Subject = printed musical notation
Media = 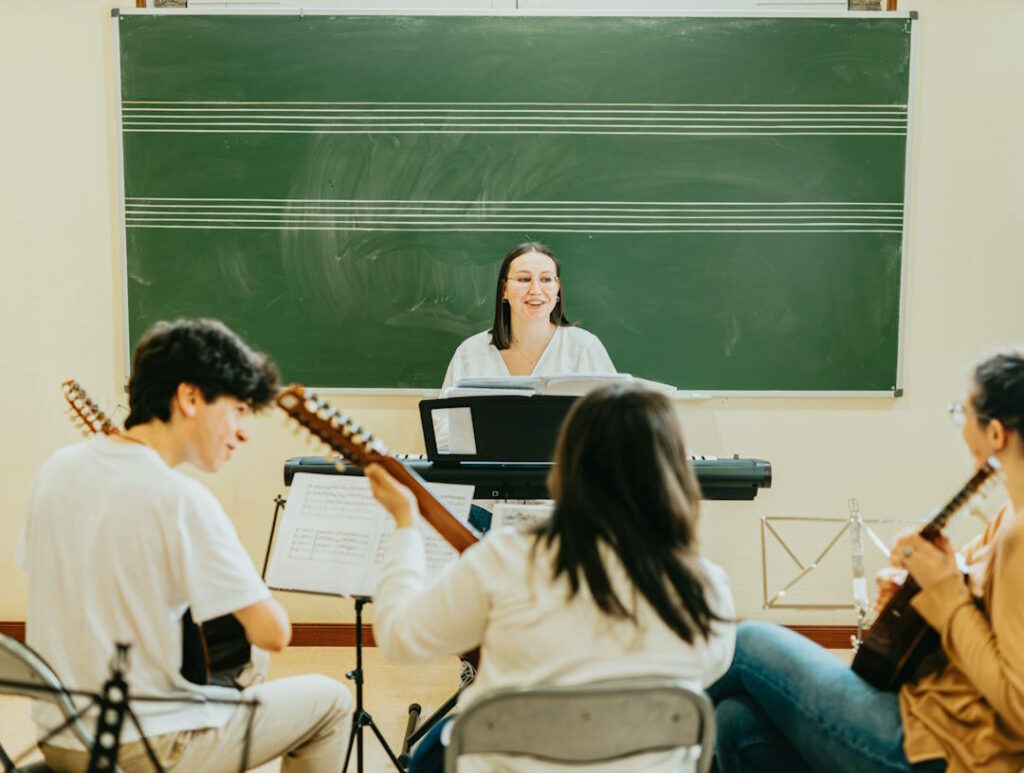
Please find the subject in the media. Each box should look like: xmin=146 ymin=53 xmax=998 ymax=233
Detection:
xmin=266 ymin=473 xmax=473 ymax=597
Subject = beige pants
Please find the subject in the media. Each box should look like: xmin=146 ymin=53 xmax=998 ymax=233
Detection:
xmin=42 ymin=674 xmax=354 ymax=773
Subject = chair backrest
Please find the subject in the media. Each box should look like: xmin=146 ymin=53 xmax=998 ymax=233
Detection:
xmin=445 ymin=678 xmax=716 ymax=773
xmin=0 ymin=634 xmax=96 ymax=752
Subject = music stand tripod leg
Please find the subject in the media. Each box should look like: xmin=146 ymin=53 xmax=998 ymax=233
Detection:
xmin=341 ymin=597 xmax=403 ymax=773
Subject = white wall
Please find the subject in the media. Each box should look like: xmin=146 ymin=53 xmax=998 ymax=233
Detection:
xmin=1 ymin=0 xmax=1021 ymax=626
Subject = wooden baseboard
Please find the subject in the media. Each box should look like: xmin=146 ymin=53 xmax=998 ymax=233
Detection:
xmin=1 ymin=621 xmax=853 ymax=649
xmin=0 ymin=622 xmax=24 ymax=641
xmin=0 ymin=621 xmax=370 ymax=648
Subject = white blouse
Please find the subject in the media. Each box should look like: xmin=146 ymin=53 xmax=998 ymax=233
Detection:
xmin=441 ymin=326 xmax=616 ymax=392
xmin=374 ymin=526 xmax=736 ymax=771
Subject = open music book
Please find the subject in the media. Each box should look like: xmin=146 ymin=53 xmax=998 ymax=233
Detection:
xmin=444 ymin=373 xmax=675 ymax=398
xmin=266 ymin=472 xmax=475 ymax=597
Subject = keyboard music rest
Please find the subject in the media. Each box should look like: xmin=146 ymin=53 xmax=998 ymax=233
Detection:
xmin=283 ymin=455 xmax=771 ymax=501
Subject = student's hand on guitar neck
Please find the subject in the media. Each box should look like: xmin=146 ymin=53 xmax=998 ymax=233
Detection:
xmin=891 ymin=532 xmax=961 ymax=591
xmin=366 ymin=464 xmax=420 ymax=529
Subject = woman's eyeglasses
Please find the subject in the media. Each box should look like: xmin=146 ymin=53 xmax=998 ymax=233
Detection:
xmin=948 ymin=401 xmax=967 ymax=427
xmin=949 ymin=400 xmax=990 ymax=427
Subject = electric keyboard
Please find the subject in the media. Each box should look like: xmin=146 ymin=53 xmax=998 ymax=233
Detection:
xmin=284 ymin=455 xmax=771 ymax=501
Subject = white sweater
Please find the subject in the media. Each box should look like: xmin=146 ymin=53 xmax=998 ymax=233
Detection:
xmin=374 ymin=526 xmax=735 ymax=771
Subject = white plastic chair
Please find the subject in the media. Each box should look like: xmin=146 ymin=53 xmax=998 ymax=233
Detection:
xmin=445 ymin=678 xmax=716 ymax=773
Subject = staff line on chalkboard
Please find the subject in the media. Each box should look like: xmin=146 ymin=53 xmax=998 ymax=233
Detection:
xmin=125 ymin=206 xmax=903 ymax=216
xmin=123 ymin=128 xmax=908 ymax=137
xmin=123 ymin=117 xmax=908 ymax=125
xmin=122 ymin=105 xmax=907 ymax=112
xmin=124 ymin=211 xmax=902 ymax=222
xmin=123 ymin=123 xmax=908 ymax=129
xmin=122 ymin=109 xmax=907 ymax=118
xmin=123 ymin=100 xmax=909 ymax=109
xmin=124 ymin=216 xmax=902 ymax=227
xmin=123 ymin=223 xmax=905 ymax=234
xmin=127 ymin=197 xmax=904 ymax=206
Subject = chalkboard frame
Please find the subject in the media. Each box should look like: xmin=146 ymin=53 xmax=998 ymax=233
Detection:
xmin=112 ymin=7 xmax=918 ymax=397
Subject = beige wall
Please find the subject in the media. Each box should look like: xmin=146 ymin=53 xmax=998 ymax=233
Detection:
xmin=1 ymin=0 xmax=1021 ymax=627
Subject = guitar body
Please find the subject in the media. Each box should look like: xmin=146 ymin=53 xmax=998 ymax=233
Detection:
xmin=180 ymin=610 xmax=252 ymax=687
xmin=851 ymin=577 xmax=940 ymax=691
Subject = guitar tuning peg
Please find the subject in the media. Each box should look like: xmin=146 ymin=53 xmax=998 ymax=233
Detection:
xmin=333 ymin=458 xmax=347 ymax=474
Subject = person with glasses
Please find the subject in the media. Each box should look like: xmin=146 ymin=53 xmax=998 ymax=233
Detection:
xmin=710 ymin=349 xmax=1024 ymax=773
xmin=441 ymin=241 xmax=615 ymax=392
xmin=870 ymin=400 xmax=1016 ymax=610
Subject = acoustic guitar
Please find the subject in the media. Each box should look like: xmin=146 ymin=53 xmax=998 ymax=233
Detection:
xmin=851 ymin=461 xmax=1001 ymax=691
xmin=61 ymin=380 xmax=252 ymax=687
xmin=276 ymin=385 xmax=481 ymax=666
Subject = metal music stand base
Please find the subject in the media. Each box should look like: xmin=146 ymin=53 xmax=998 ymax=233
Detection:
xmin=342 ymin=597 xmax=404 ymax=773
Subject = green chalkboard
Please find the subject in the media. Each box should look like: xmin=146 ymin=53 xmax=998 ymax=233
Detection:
xmin=116 ymin=11 xmax=914 ymax=391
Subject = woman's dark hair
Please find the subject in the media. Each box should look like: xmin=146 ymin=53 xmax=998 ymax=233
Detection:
xmin=970 ymin=348 xmax=1024 ymax=436
xmin=534 ymin=384 xmax=723 ymax=643
xmin=488 ymin=241 xmax=573 ymax=350
xmin=124 ymin=318 xmax=280 ymax=428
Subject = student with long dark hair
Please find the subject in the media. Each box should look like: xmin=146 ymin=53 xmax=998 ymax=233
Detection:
xmin=441 ymin=241 xmax=615 ymax=391
xmin=711 ymin=349 xmax=1024 ymax=773
xmin=366 ymin=384 xmax=735 ymax=771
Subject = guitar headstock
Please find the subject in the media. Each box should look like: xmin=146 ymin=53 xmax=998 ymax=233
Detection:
xmin=61 ymin=380 xmax=118 ymax=437
xmin=276 ymin=385 xmax=390 ymax=466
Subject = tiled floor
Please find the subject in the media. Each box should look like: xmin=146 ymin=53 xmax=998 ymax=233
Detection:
xmin=0 ymin=647 xmax=461 ymax=773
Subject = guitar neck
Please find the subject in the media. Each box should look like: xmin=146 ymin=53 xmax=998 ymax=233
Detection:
xmin=922 ymin=462 xmax=996 ymax=536
xmin=379 ymin=456 xmax=478 ymax=553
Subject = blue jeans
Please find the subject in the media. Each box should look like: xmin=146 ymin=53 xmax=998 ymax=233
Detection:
xmin=408 ymin=717 xmax=451 ymax=773
xmin=709 ymin=621 xmax=946 ymax=773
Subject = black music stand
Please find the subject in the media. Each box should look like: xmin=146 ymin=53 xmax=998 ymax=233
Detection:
xmin=342 ymin=597 xmax=403 ymax=773
xmin=261 ymin=499 xmax=404 ymax=773
xmin=0 ymin=642 xmax=257 ymax=773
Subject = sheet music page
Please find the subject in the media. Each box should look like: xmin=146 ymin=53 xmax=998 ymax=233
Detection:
xmin=266 ymin=473 xmax=386 ymax=595
xmin=491 ymin=501 xmax=555 ymax=530
xmin=364 ymin=481 xmax=475 ymax=595
xmin=267 ymin=473 xmax=475 ymax=597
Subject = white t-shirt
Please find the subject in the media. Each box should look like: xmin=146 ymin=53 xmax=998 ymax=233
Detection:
xmin=15 ymin=436 xmax=270 ymax=747
xmin=441 ymin=326 xmax=616 ymax=392
xmin=373 ymin=527 xmax=735 ymax=771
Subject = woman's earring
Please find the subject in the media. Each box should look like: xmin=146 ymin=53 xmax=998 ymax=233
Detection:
xmin=555 ymin=295 xmax=560 ymax=302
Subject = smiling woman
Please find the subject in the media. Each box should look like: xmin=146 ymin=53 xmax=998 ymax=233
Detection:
xmin=441 ymin=242 xmax=616 ymax=391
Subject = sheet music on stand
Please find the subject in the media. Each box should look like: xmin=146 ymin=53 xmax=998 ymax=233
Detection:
xmin=265 ymin=473 xmax=475 ymax=597
xmin=491 ymin=501 xmax=554 ymax=530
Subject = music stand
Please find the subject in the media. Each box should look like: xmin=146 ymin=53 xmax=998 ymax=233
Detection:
xmin=0 ymin=642 xmax=257 ymax=773
xmin=342 ymin=597 xmax=404 ymax=773
xmin=261 ymin=496 xmax=404 ymax=773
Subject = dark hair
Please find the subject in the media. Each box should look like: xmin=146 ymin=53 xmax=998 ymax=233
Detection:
xmin=534 ymin=384 xmax=724 ymax=644
xmin=970 ymin=348 xmax=1024 ymax=436
xmin=124 ymin=318 xmax=280 ymax=429
xmin=488 ymin=241 xmax=573 ymax=350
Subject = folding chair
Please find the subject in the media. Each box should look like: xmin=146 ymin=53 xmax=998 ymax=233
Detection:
xmin=0 ymin=634 xmax=99 ymax=772
xmin=445 ymin=678 xmax=715 ymax=773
